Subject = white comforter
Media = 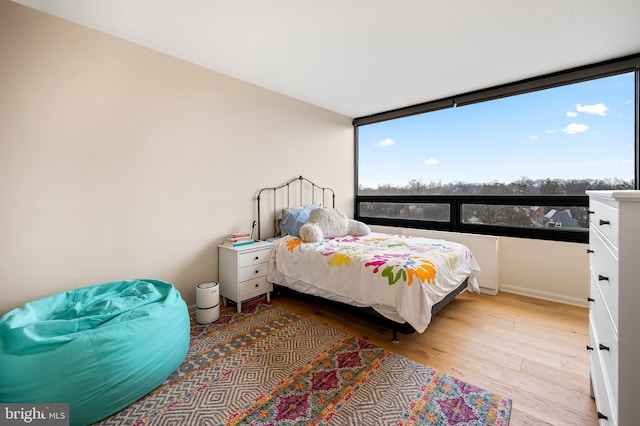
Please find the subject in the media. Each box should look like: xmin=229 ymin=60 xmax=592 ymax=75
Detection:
xmin=267 ymin=232 xmax=481 ymax=333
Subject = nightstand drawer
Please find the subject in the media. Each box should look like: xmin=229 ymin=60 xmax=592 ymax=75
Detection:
xmin=590 ymin=199 xmax=619 ymax=249
xmin=238 ymin=248 xmax=272 ymax=268
xmin=239 ymin=276 xmax=271 ymax=299
xmin=238 ymin=262 xmax=268 ymax=282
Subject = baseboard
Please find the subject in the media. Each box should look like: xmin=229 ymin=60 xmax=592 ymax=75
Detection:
xmin=499 ymin=284 xmax=588 ymax=308
xmin=479 ymin=287 xmax=498 ymax=296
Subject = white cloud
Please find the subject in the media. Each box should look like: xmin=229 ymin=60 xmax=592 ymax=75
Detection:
xmin=576 ymin=103 xmax=608 ymax=116
xmin=529 ymin=135 xmax=539 ymax=141
xmin=562 ymin=123 xmax=589 ymax=134
xmin=545 ymin=129 xmax=558 ymax=134
xmin=423 ymin=157 xmax=439 ymax=165
xmin=625 ymin=99 xmax=632 ymax=104
xmin=376 ymin=138 xmax=395 ymax=147
xmin=566 ymin=111 xmax=578 ymax=117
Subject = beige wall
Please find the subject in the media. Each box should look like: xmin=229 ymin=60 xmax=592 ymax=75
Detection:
xmin=499 ymin=236 xmax=589 ymax=307
xmin=0 ymin=1 xmax=353 ymax=315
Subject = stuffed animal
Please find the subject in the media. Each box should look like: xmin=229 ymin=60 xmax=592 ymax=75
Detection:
xmin=299 ymin=207 xmax=371 ymax=243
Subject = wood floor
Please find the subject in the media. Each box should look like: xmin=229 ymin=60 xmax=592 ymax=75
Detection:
xmin=271 ymin=289 xmax=597 ymax=426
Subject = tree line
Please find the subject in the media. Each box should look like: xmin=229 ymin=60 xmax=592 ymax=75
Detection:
xmin=358 ymin=177 xmax=635 ymax=229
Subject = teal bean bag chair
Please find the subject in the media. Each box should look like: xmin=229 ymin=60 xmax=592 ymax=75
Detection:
xmin=0 ymin=279 xmax=190 ymax=425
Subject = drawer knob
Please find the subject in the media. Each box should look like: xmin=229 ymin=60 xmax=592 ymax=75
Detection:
xmin=255 ymin=270 xmax=259 ymax=274
xmin=587 ymin=210 xmax=594 ymax=215
xmin=599 ymin=219 xmax=610 ymax=226
xmin=587 ymin=297 xmax=595 ymax=302
xmin=598 ymin=274 xmax=609 ymax=282
xmin=586 ymin=249 xmax=594 ymax=254
xmin=597 ymin=412 xmax=608 ymax=420
xmin=599 ymin=343 xmax=610 ymax=351
xmin=586 ymin=345 xmax=593 ymax=351
xmin=255 ymin=256 xmax=259 ymax=260
xmin=255 ymin=283 xmax=259 ymax=288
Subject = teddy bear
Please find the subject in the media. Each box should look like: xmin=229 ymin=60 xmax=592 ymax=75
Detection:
xmin=299 ymin=207 xmax=371 ymax=243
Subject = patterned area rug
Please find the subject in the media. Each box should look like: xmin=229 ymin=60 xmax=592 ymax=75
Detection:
xmin=97 ymin=303 xmax=511 ymax=425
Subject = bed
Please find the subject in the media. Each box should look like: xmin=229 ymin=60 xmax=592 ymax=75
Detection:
xmin=256 ymin=176 xmax=481 ymax=341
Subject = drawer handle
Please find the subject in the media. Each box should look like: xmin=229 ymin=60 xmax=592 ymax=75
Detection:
xmin=598 ymin=274 xmax=609 ymax=282
xmin=587 ymin=297 xmax=595 ymax=302
xmin=599 ymin=343 xmax=610 ymax=351
xmin=255 ymin=283 xmax=259 ymax=288
xmin=599 ymin=219 xmax=610 ymax=226
xmin=586 ymin=345 xmax=593 ymax=351
xmin=255 ymin=270 xmax=259 ymax=274
xmin=254 ymin=256 xmax=259 ymax=260
xmin=597 ymin=412 xmax=608 ymax=420
xmin=586 ymin=249 xmax=594 ymax=254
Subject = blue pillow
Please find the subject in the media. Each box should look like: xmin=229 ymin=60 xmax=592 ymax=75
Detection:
xmin=281 ymin=205 xmax=316 ymax=237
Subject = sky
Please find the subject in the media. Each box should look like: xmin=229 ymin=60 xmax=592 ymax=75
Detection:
xmin=358 ymin=72 xmax=635 ymax=189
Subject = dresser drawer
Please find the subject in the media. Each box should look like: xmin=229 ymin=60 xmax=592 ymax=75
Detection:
xmin=590 ymin=287 xmax=619 ymax=409
xmin=590 ymin=272 xmax=617 ymax=334
xmin=590 ymin=199 xmax=619 ymax=248
xmin=238 ymin=248 xmax=272 ymax=268
xmin=239 ymin=276 xmax=272 ymax=299
xmin=589 ymin=235 xmax=618 ymax=327
xmin=589 ymin=320 xmax=616 ymax=425
xmin=238 ymin=262 xmax=269 ymax=282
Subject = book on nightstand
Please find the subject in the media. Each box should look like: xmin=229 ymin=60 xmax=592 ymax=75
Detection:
xmin=223 ymin=239 xmax=254 ymax=247
xmin=227 ymin=232 xmax=250 ymax=239
xmin=224 ymin=232 xmax=254 ymax=247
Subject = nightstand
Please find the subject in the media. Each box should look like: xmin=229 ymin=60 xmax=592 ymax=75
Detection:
xmin=218 ymin=240 xmax=274 ymax=313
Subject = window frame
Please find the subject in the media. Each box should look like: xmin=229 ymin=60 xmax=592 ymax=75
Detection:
xmin=353 ymin=54 xmax=640 ymax=243
xmin=356 ymin=194 xmax=589 ymax=243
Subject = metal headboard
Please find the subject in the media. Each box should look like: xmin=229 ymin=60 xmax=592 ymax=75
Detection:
xmin=256 ymin=175 xmax=336 ymax=240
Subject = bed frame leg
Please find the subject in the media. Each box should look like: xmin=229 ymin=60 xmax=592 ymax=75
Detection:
xmin=392 ymin=329 xmax=399 ymax=344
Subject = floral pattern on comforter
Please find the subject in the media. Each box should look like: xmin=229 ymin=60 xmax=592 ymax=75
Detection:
xmin=268 ymin=232 xmax=481 ymax=333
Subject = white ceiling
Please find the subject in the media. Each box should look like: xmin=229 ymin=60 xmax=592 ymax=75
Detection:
xmin=14 ymin=0 xmax=640 ymax=118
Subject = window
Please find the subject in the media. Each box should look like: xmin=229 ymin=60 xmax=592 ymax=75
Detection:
xmin=354 ymin=55 xmax=639 ymax=242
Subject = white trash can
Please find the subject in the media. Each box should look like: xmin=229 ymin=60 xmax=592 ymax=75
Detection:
xmin=195 ymin=282 xmax=220 ymax=324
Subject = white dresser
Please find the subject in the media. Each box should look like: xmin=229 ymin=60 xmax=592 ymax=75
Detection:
xmin=218 ymin=241 xmax=274 ymax=313
xmin=586 ymin=190 xmax=640 ymax=425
